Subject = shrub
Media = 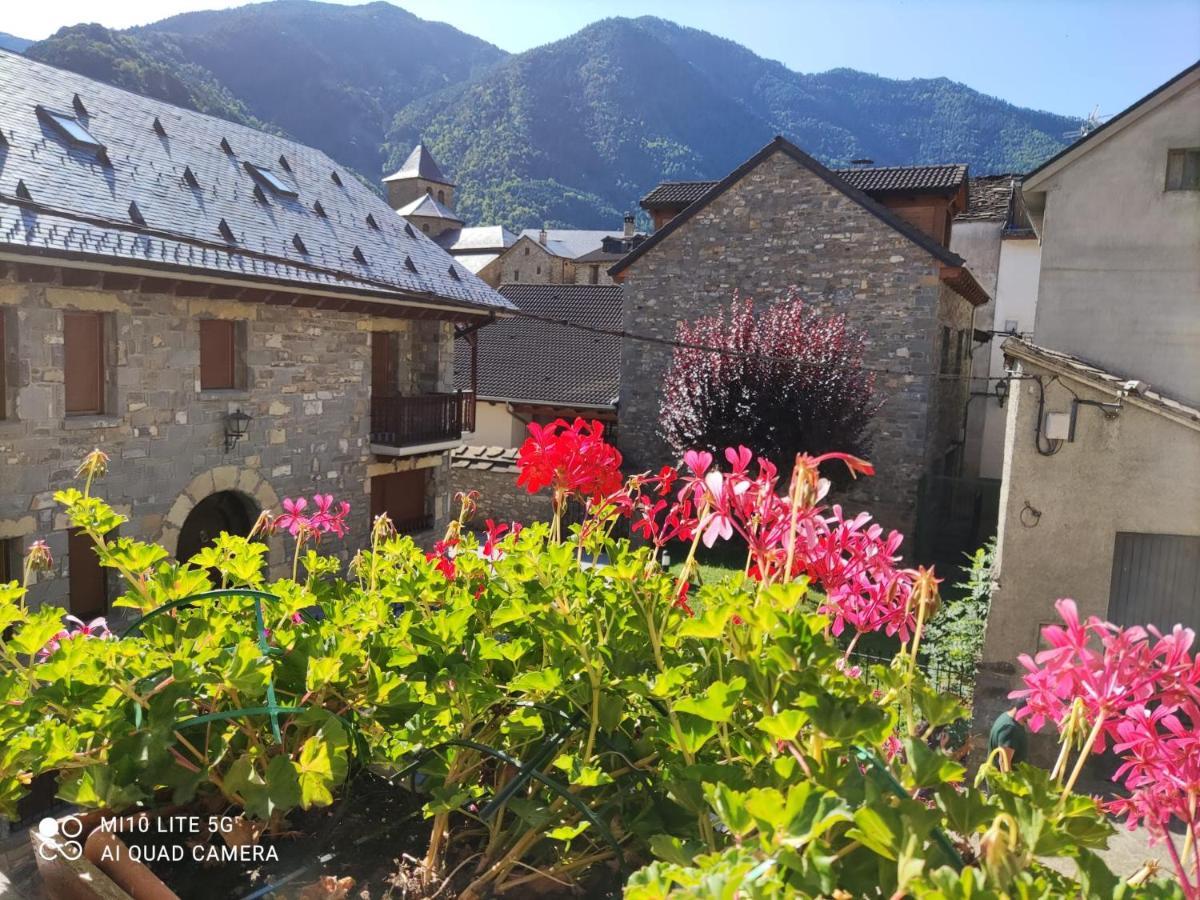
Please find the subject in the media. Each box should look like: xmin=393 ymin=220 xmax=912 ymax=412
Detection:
xmin=659 ymin=292 xmax=879 ymax=479
xmin=923 ymin=539 xmax=996 ymax=671
xmin=0 ymin=437 xmax=1190 ymax=899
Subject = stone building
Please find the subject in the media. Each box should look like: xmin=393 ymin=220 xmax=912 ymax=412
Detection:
xmin=610 ymin=136 xmax=989 ymax=534
xmin=0 ymin=51 xmax=511 ymax=614
xmin=975 ymin=62 xmax=1200 ymax=749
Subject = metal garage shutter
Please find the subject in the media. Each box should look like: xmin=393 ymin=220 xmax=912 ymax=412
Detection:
xmin=1108 ymin=532 xmax=1200 ymax=631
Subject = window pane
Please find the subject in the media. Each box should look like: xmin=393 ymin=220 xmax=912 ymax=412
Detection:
xmin=64 ymin=312 xmax=103 ymax=414
xmin=199 ymin=319 xmax=236 ymax=390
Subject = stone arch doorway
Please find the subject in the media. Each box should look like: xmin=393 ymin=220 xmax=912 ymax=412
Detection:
xmin=176 ymin=491 xmax=258 ymax=562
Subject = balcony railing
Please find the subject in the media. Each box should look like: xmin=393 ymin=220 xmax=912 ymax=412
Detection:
xmin=370 ymin=391 xmax=474 ymax=449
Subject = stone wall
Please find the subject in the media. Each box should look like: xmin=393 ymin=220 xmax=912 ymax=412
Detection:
xmin=618 ymin=148 xmax=975 ymax=534
xmin=449 ymin=446 xmax=553 ymax=526
xmin=493 ymin=238 xmax=568 ymax=285
xmin=0 ymin=276 xmax=453 ymax=612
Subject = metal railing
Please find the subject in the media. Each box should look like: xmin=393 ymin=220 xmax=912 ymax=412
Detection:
xmin=370 ymin=391 xmax=474 ymax=448
xmin=849 ymin=651 xmax=977 ymax=703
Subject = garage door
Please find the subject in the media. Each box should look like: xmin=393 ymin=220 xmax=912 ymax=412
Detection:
xmin=1108 ymin=532 xmax=1200 ymax=631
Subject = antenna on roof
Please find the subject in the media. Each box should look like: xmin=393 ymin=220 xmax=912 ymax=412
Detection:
xmin=1063 ymin=105 xmax=1108 ymax=140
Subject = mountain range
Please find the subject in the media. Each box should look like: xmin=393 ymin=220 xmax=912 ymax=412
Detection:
xmin=21 ymin=1 xmax=1078 ymax=229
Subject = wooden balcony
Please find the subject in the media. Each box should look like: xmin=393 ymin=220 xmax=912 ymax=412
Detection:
xmin=370 ymin=391 xmax=475 ymax=451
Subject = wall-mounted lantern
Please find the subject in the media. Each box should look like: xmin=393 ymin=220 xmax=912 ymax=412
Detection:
xmin=224 ymin=408 xmax=252 ymax=453
xmin=994 ymin=376 xmax=1009 ymax=407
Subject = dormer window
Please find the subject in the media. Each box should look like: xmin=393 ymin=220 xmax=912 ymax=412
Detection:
xmin=244 ymin=162 xmax=298 ymax=197
xmin=37 ymin=106 xmax=103 ymax=151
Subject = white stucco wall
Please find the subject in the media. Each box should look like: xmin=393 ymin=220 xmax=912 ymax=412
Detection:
xmin=978 ymin=239 xmax=1042 ymax=478
xmin=976 ymin=355 xmax=1200 ymax=737
xmin=1026 ymin=78 xmax=1200 ymax=405
xmin=951 ymin=220 xmax=1002 ymax=478
xmin=465 ymin=399 xmax=525 ymax=447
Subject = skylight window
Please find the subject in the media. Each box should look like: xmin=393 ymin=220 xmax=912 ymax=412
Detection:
xmin=37 ymin=106 xmax=103 ymax=151
xmin=244 ymin=162 xmax=298 ymax=197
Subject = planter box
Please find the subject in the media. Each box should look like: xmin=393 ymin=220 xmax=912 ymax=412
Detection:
xmin=30 ymin=811 xmax=178 ymax=900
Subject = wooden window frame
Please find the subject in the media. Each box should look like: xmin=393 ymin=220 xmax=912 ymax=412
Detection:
xmin=1165 ymin=148 xmax=1200 ymax=191
xmin=64 ymin=311 xmax=106 ymax=416
xmin=199 ymin=318 xmax=240 ymax=391
xmin=371 ymin=331 xmax=399 ymax=399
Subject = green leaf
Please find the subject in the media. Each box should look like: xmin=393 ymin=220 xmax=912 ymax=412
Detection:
xmin=11 ymin=608 xmax=66 ymax=658
xmin=757 ymin=709 xmax=806 ymax=741
xmin=547 ymin=821 xmax=590 ymax=842
xmin=508 ymin=668 xmax=561 ymax=694
xmin=673 ymin=677 xmax=745 ymax=723
xmin=705 ymin=782 xmax=755 ymax=838
xmin=296 ymin=736 xmax=336 ymax=808
xmin=903 ymin=737 xmax=966 ymax=790
xmin=676 ymin=605 xmax=734 ymax=640
xmin=673 ymin=713 xmax=718 ymax=755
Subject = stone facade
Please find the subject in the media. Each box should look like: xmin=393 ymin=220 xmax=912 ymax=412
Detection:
xmin=0 ymin=274 xmax=454 ymax=613
xmin=494 ymin=237 xmax=571 ymax=285
xmin=618 ymin=149 xmax=975 ymax=534
xmin=449 ymin=446 xmax=554 ymax=526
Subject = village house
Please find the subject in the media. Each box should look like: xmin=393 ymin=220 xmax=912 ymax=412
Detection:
xmin=449 ymin=282 xmax=621 ymax=523
xmin=384 ymin=143 xmax=642 ymax=288
xmin=949 ymin=176 xmax=1041 ymax=480
xmin=975 ymin=61 xmax=1200 ymax=739
xmin=0 ymin=51 xmax=511 ymax=614
xmin=611 ymin=136 xmax=989 ymax=535
xmin=383 ymin=143 xmax=518 ymax=282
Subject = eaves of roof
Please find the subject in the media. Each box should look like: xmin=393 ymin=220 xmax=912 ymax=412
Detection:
xmin=1023 ymin=60 xmax=1200 ymax=191
xmin=609 ymin=135 xmax=966 ymax=279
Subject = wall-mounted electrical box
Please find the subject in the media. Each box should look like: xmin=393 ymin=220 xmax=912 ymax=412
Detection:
xmin=1044 ymin=412 xmax=1071 ymax=442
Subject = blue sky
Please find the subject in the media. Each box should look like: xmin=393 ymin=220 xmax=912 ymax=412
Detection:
xmin=8 ymin=1 xmax=1198 ymax=117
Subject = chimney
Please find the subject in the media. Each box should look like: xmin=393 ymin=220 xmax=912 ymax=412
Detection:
xmin=538 ymin=227 xmax=547 ymax=246
xmin=623 ymin=213 xmax=636 ymax=238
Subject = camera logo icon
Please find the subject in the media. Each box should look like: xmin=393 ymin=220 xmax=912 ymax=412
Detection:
xmin=37 ymin=815 xmax=84 ymax=862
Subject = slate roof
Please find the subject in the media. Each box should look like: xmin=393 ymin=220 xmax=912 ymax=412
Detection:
xmin=640 ymin=181 xmax=718 ymax=209
xmin=958 ymin=175 xmax=1016 ymax=222
xmin=454 ymin=283 xmax=623 ymax=407
xmin=518 ymin=229 xmax=623 ymax=261
xmin=382 ymin=143 xmax=451 ymax=185
xmin=453 ymin=252 xmax=503 ymax=275
xmin=395 ymin=193 xmax=463 ymax=223
xmin=1004 ymin=338 xmax=1200 ymax=427
xmin=0 ymin=52 xmax=510 ymax=315
xmin=437 ymin=225 xmax=517 ymax=253
xmin=613 ymin=136 xmax=971 ymax=280
xmin=835 ymin=164 xmax=968 ymax=195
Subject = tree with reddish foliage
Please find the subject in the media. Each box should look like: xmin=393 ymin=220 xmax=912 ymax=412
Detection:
xmin=660 ymin=292 xmax=879 ymax=478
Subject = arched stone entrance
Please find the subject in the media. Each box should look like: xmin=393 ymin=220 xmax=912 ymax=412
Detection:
xmin=176 ymin=491 xmax=258 ymax=562
xmin=161 ymin=466 xmax=281 ymax=564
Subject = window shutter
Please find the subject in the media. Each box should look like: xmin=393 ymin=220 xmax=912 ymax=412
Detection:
xmin=64 ymin=312 xmax=104 ymax=414
xmin=68 ymin=528 xmax=108 ymax=618
xmin=371 ymin=332 xmax=397 ymax=398
xmin=199 ymin=319 xmax=236 ymax=390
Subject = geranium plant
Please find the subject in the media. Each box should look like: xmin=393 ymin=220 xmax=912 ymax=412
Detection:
xmin=0 ymin=432 xmax=1190 ymax=899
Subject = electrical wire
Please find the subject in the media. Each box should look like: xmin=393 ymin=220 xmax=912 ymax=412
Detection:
xmin=3 ymin=191 xmax=1007 ymax=384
